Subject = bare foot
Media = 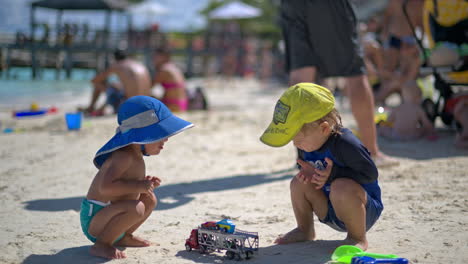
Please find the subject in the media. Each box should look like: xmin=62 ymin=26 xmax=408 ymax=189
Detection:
xmin=344 ymin=237 xmax=368 ymax=251
xmin=114 ymin=234 xmax=151 ymax=247
xmin=274 ymin=228 xmax=315 ymax=244
xmin=372 ymin=152 xmax=399 ymax=168
xmin=90 ymin=242 xmax=126 ymax=259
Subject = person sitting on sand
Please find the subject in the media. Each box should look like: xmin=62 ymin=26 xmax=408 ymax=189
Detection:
xmin=80 ymin=96 xmax=193 ymax=259
xmin=82 ymin=49 xmax=152 ymax=115
xmin=152 ymin=47 xmax=189 ymax=112
xmin=375 ymin=0 xmax=424 ymax=105
xmin=377 ymin=80 xmax=436 ymax=141
xmin=260 ymin=83 xmax=383 ymax=251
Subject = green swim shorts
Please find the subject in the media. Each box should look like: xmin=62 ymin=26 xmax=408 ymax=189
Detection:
xmin=80 ymin=199 xmax=124 ymax=243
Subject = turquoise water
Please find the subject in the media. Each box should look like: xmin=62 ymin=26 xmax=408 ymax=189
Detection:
xmin=0 ymin=68 xmax=94 ymax=108
xmin=3 ymin=67 xmax=95 ymax=81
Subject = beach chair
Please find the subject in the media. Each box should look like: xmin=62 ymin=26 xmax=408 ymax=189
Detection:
xmin=403 ymin=0 xmax=468 ymax=128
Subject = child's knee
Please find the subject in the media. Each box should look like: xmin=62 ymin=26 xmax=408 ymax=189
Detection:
xmin=144 ymin=192 xmax=157 ymax=210
xmin=132 ymin=201 xmax=146 ymax=218
xmin=330 ymin=178 xmax=365 ymax=203
xmin=290 ymin=177 xmax=306 ymax=192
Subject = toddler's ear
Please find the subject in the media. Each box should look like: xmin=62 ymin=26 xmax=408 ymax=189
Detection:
xmin=319 ymin=121 xmax=331 ymax=133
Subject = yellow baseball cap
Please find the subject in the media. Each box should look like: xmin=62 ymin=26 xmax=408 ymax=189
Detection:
xmin=260 ymin=83 xmax=335 ymax=147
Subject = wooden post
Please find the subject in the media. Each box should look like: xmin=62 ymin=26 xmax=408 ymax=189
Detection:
xmin=127 ymin=13 xmax=133 ymax=49
xmin=144 ymin=48 xmax=154 ymax=77
xmin=30 ymin=5 xmax=37 ymax=79
xmin=5 ymin=46 xmax=12 ymax=79
xmin=56 ymin=10 xmax=63 ymax=44
xmin=55 ymin=10 xmax=63 ymax=80
xmin=65 ymin=46 xmax=72 ymax=79
xmin=185 ymin=33 xmax=194 ymax=78
xmin=202 ymin=31 xmax=211 ymax=77
xmin=104 ymin=10 xmax=112 ymax=69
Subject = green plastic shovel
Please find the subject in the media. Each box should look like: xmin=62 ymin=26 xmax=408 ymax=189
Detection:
xmin=331 ymin=245 xmax=399 ymax=264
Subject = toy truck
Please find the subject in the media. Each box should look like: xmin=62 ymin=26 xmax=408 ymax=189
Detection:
xmin=216 ymin=219 xmax=236 ymax=233
xmin=185 ymin=220 xmax=259 ymax=260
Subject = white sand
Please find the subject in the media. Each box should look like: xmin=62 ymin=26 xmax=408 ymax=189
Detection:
xmin=0 ymin=77 xmax=467 ymax=264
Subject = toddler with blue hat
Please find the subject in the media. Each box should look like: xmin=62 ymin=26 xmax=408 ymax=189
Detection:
xmin=80 ymin=95 xmax=193 ymax=259
xmin=260 ymin=83 xmax=382 ymax=251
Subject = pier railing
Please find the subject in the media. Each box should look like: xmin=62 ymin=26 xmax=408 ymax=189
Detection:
xmin=0 ymin=30 xmax=285 ymax=81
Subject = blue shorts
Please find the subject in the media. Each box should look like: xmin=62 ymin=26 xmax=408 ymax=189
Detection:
xmin=106 ymin=86 xmax=125 ymax=112
xmin=80 ymin=199 xmax=124 ymax=243
xmin=319 ymin=192 xmax=382 ymax=232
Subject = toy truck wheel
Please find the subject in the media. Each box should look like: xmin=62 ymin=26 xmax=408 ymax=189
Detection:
xmin=199 ymin=245 xmax=207 ymax=254
xmin=185 ymin=243 xmax=192 ymax=251
xmin=222 ymin=228 xmax=228 ymax=233
xmin=226 ymin=251 xmax=235 ymax=260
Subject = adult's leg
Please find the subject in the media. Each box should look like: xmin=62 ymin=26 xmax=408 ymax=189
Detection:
xmin=344 ymin=74 xmax=378 ymax=155
xmin=329 ymin=178 xmax=368 ymax=251
xmin=344 ymin=74 xmax=398 ymax=166
xmin=383 ymin=46 xmax=400 ymax=77
xmin=275 ymin=176 xmax=328 ymax=244
xmin=289 ymin=67 xmax=317 ymax=86
xmin=366 ymin=42 xmax=388 ymax=80
xmin=374 ymin=76 xmax=402 ymax=104
xmin=399 ymin=44 xmax=421 ymax=86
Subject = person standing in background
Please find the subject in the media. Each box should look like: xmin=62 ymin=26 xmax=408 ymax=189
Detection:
xmin=279 ymin=0 xmax=398 ymax=167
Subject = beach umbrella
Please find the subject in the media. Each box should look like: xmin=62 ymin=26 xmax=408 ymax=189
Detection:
xmin=128 ymin=1 xmax=169 ymax=16
xmin=209 ymin=1 xmax=261 ymax=20
xmin=127 ymin=0 xmax=169 ymax=27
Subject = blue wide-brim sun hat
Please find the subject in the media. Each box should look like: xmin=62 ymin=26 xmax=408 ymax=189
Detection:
xmin=93 ymin=96 xmax=194 ymax=168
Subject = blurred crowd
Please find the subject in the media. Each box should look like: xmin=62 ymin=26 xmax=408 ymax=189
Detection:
xmin=356 ymin=0 xmax=468 ymax=148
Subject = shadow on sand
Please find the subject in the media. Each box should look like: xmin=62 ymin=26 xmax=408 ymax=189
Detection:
xmin=23 ymin=168 xmax=294 ymax=212
xmin=22 ymin=246 xmax=109 ymax=264
xmin=175 ymin=239 xmax=345 ymax=264
xmin=378 ymin=128 xmax=468 ymax=160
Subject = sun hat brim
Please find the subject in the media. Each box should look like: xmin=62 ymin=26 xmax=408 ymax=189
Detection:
xmin=93 ymin=114 xmax=193 ymax=168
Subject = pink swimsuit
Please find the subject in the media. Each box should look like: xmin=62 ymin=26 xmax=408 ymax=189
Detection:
xmin=161 ymin=82 xmax=188 ymax=112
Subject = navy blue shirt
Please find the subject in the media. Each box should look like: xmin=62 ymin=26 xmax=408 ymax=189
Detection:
xmin=301 ymin=128 xmax=383 ymax=209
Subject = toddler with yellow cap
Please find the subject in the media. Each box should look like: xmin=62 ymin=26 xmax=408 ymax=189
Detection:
xmin=260 ymin=83 xmax=382 ymax=251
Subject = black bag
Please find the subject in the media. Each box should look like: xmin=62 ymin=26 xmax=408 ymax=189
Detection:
xmin=188 ymin=86 xmax=209 ymax=110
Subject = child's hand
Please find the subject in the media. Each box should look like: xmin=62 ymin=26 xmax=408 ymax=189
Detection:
xmin=146 ymin=175 xmax=161 ymax=188
xmin=140 ymin=178 xmax=155 ymax=194
xmin=310 ymin=158 xmax=333 ymax=189
xmin=296 ymin=159 xmax=316 ymax=184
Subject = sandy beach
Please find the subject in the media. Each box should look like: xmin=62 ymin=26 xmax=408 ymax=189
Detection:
xmin=0 ymin=77 xmax=467 ymax=264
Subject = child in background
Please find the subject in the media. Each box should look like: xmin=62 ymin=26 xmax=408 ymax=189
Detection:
xmin=260 ymin=83 xmax=382 ymax=250
xmin=377 ymin=81 xmax=436 ymax=141
xmin=80 ymin=96 xmax=193 ymax=259
xmin=153 ymin=47 xmax=189 ymax=112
